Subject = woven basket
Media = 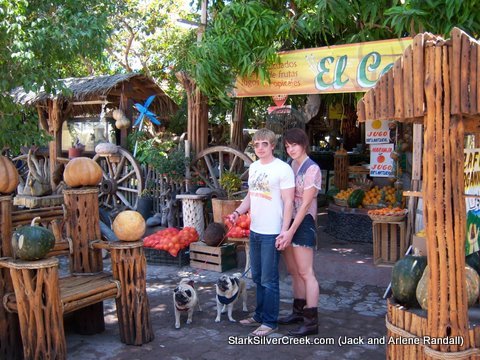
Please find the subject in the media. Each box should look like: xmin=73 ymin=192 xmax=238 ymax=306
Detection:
xmin=368 ymin=212 xmax=407 ymax=222
xmin=334 ymin=197 xmax=348 ymax=207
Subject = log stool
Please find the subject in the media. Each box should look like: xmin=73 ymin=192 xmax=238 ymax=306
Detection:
xmin=0 ymin=257 xmax=66 ymax=360
xmin=94 ymin=240 xmax=154 ymax=345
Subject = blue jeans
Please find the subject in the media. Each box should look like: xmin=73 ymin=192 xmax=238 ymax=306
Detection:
xmin=249 ymin=231 xmax=280 ymax=329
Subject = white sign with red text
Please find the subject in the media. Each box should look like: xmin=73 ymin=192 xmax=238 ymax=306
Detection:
xmin=365 ymin=120 xmax=390 ymax=144
xmin=370 ymin=144 xmax=394 ymax=177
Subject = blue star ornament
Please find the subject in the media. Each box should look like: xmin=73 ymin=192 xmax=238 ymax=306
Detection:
xmin=133 ymin=95 xmax=161 ymax=127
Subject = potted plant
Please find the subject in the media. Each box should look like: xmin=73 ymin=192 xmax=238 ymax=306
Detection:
xmin=137 ymin=181 xmax=155 ymax=220
xmin=67 ymin=124 xmax=85 ymax=158
xmin=211 ymin=170 xmax=244 ymax=223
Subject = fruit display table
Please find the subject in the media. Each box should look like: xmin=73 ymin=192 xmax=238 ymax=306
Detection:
xmin=325 ymin=203 xmax=373 ymax=243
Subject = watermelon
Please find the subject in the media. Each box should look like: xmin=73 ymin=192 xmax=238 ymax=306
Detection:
xmin=11 ymin=217 xmax=55 ymax=261
xmin=391 ymin=255 xmax=427 ymax=307
xmin=347 ymin=189 xmax=365 ymax=208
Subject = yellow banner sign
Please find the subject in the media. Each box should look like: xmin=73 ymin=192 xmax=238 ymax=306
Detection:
xmin=233 ymin=38 xmax=412 ymax=97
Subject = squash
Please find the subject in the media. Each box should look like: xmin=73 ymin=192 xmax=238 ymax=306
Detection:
xmin=0 ymin=155 xmax=19 ymax=194
xmin=417 ymin=265 xmax=480 ymax=310
xmin=466 ymin=251 xmax=480 ymax=276
xmin=391 ymin=255 xmax=427 ymax=307
xmin=11 ymin=217 xmax=55 ymax=260
xmin=64 ymin=157 xmax=103 ymax=188
xmin=347 ymin=189 xmax=365 ymax=208
xmin=95 ymin=142 xmax=118 ymax=155
xmin=112 ymin=210 xmax=146 ymax=241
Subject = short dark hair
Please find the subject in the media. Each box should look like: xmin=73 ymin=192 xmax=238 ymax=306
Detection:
xmin=283 ymin=128 xmax=309 ymax=152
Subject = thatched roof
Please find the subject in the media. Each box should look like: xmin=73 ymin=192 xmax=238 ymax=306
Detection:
xmin=11 ymin=73 xmax=178 ymax=119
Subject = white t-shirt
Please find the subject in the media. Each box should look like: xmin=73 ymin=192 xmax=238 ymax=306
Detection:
xmin=248 ymin=158 xmax=295 ymax=234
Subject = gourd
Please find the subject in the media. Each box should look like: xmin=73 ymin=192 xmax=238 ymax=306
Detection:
xmin=112 ymin=109 xmax=131 ymax=129
xmin=0 ymin=155 xmax=19 ymax=194
xmin=347 ymin=189 xmax=365 ymax=208
xmin=391 ymin=255 xmax=427 ymax=307
xmin=417 ymin=265 xmax=480 ymax=310
xmin=64 ymin=157 xmax=103 ymax=188
xmin=112 ymin=210 xmax=146 ymax=241
xmin=11 ymin=217 xmax=55 ymax=260
xmin=95 ymin=142 xmax=118 ymax=155
xmin=203 ymin=222 xmax=226 ymax=247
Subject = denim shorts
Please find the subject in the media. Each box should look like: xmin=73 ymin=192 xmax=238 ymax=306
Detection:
xmin=291 ymin=214 xmax=317 ymax=248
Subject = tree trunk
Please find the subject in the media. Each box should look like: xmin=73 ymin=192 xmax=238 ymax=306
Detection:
xmin=231 ymin=98 xmax=246 ymax=151
xmin=176 ymin=71 xmax=208 ymax=155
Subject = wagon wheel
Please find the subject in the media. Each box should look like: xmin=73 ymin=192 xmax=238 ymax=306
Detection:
xmin=191 ymin=146 xmax=253 ymax=196
xmin=93 ymin=148 xmax=143 ymax=211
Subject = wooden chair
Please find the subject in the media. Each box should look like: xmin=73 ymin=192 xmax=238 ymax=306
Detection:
xmin=0 ymin=188 xmax=153 ymax=360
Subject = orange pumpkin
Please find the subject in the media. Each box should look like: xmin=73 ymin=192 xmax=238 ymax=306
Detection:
xmin=0 ymin=155 xmax=19 ymax=194
xmin=112 ymin=210 xmax=146 ymax=241
xmin=64 ymin=157 xmax=103 ymax=188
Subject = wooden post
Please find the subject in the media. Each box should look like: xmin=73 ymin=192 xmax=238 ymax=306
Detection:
xmin=63 ymin=187 xmax=105 ymax=334
xmin=334 ymin=146 xmax=349 ymax=190
xmin=0 ymin=196 xmax=23 ymax=359
xmin=0 ymin=258 xmax=66 ymax=360
xmin=109 ymin=241 xmax=154 ymax=345
xmin=423 ymin=43 xmax=469 ymax=355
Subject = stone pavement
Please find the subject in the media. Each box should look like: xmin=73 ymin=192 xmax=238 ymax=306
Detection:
xmin=67 ymin=209 xmax=392 ymax=360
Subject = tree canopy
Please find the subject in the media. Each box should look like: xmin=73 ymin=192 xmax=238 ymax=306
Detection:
xmin=0 ymin=0 xmax=116 ymax=152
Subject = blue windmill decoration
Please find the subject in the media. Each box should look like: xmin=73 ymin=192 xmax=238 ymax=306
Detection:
xmin=133 ymin=95 xmax=161 ymax=156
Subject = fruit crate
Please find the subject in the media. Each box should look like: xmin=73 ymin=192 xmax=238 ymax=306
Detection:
xmin=143 ymin=247 xmax=190 ymax=267
xmin=189 ymin=242 xmax=237 ymax=272
xmin=372 ymin=220 xmax=406 ymax=266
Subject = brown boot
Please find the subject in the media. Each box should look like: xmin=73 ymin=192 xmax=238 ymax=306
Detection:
xmin=288 ymin=307 xmax=318 ymax=336
xmin=278 ymin=299 xmax=306 ymax=325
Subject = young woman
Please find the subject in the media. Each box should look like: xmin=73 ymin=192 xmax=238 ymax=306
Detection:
xmin=275 ymin=128 xmax=321 ymax=336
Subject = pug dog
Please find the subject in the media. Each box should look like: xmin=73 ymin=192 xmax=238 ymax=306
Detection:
xmin=173 ymin=278 xmax=201 ymax=329
xmin=215 ymin=273 xmax=248 ymax=322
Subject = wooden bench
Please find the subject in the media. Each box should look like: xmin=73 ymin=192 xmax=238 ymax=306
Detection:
xmin=0 ymin=188 xmax=153 ymax=360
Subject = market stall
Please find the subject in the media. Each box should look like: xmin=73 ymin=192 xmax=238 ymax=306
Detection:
xmin=357 ymin=28 xmax=480 ymax=359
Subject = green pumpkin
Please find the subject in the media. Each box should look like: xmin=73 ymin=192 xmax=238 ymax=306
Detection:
xmin=417 ymin=265 xmax=480 ymax=310
xmin=347 ymin=189 xmax=365 ymax=208
xmin=391 ymin=255 xmax=427 ymax=307
xmin=12 ymin=217 xmax=55 ymax=261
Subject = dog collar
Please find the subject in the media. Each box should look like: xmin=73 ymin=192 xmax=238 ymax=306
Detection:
xmin=217 ymin=292 xmax=238 ymax=305
xmin=175 ymin=305 xmax=189 ymax=312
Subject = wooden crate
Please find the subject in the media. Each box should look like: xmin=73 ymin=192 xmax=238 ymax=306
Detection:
xmin=13 ymin=194 xmax=64 ymax=208
xmin=372 ymin=221 xmax=406 ymax=266
xmin=189 ymin=242 xmax=236 ymax=272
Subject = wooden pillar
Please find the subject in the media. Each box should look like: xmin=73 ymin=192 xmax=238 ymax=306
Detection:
xmin=0 ymin=196 xmax=23 ymax=359
xmin=110 ymin=241 xmax=154 ymax=345
xmin=334 ymin=146 xmax=348 ymax=190
xmin=119 ymin=87 xmax=133 ymax=149
xmin=423 ymin=44 xmax=470 ymax=355
xmin=231 ymin=98 xmax=245 ymax=151
xmin=63 ymin=187 xmax=105 ymax=334
xmin=0 ymin=258 xmax=66 ymax=360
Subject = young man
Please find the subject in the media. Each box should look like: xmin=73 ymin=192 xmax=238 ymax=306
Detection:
xmin=230 ymin=128 xmax=295 ymax=337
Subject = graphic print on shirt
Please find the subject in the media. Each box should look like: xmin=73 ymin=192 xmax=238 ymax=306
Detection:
xmin=250 ymin=170 xmax=272 ymax=200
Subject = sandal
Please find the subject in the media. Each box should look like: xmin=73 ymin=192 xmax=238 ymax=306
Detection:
xmin=249 ymin=325 xmax=278 ymax=337
xmin=239 ymin=317 xmax=261 ymax=327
